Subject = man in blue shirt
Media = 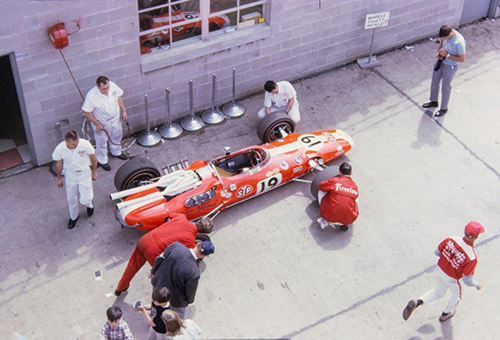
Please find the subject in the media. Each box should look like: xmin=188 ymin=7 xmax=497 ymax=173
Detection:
xmin=422 ymin=25 xmax=466 ymax=117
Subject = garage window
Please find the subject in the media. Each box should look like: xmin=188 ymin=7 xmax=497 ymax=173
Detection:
xmin=138 ymin=0 xmax=269 ymax=55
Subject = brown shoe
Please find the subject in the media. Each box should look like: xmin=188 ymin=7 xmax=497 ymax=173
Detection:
xmin=403 ymin=300 xmax=418 ymax=320
xmin=439 ymin=310 xmax=456 ymax=322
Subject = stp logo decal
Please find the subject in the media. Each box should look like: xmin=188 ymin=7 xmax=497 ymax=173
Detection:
xmin=280 ymin=160 xmax=289 ymax=170
xmin=236 ymin=185 xmax=253 ymax=198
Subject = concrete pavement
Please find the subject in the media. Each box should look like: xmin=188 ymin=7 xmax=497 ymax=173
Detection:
xmin=1 ymin=19 xmax=499 ymax=339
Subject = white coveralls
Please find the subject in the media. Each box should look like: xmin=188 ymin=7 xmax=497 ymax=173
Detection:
xmin=258 ymin=81 xmax=300 ymax=124
xmin=52 ymin=139 xmax=95 ymax=220
xmin=82 ymin=81 xmax=124 ymax=164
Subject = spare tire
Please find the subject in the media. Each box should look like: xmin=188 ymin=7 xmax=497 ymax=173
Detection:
xmin=256 ymin=111 xmax=295 ymax=143
xmin=114 ymin=157 xmax=161 ymax=191
xmin=310 ymin=165 xmax=338 ymax=201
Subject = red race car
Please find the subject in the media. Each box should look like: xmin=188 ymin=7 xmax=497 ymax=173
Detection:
xmin=139 ymin=9 xmax=230 ymax=52
xmin=110 ymin=113 xmax=354 ymax=231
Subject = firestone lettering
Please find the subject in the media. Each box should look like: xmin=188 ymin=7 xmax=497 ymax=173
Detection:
xmin=334 ymin=183 xmax=358 ymax=195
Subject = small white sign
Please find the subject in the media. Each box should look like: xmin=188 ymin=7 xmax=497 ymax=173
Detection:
xmin=364 ymin=12 xmax=390 ymax=29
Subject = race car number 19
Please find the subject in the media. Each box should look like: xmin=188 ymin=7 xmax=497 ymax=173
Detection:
xmin=256 ymin=173 xmax=283 ymax=194
xmin=298 ymin=134 xmax=324 ymax=151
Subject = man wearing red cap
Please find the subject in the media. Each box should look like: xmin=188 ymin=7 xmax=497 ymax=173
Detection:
xmin=403 ymin=221 xmax=485 ymax=322
xmin=114 ymin=213 xmax=213 ymax=296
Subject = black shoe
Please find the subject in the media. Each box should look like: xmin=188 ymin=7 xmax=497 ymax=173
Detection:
xmin=87 ymin=207 xmax=94 ymax=217
xmin=422 ymin=101 xmax=439 ymax=108
xmin=339 ymin=225 xmax=349 ymax=232
xmin=434 ymin=109 xmax=448 ymax=117
xmin=403 ymin=300 xmax=418 ymax=320
xmin=68 ymin=216 xmax=79 ymax=229
xmin=113 ymin=153 xmax=128 ymax=160
xmin=99 ymin=163 xmax=111 ymax=171
xmin=114 ymin=288 xmax=127 ymax=297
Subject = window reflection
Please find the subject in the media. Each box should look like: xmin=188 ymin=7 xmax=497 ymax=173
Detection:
xmin=139 ymin=0 xmax=266 ymax=54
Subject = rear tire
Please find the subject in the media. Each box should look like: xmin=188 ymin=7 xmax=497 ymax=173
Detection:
xmin=256 ymin=111 xmax=295 ymax=143
xmin=310 ymin=165 xmax=338 ymax=201
xmin=114 ymin=157 xmax=161 ymax=191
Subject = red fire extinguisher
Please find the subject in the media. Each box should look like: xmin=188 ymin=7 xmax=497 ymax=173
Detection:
xmin=48 ymin=23 xmax=69 ymax=49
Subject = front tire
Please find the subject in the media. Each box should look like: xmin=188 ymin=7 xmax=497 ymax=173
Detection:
xmin=256 ymin=111 xmax=295 ymax=143
xmin=114 ymin=157 xmax=161 ymax=191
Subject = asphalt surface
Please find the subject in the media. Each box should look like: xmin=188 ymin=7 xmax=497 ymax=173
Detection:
xmin=1 ymin=20 xmax=499 ymax=340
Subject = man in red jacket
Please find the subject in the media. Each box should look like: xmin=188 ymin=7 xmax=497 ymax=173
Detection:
xmin=115 ymin=213 xmax=213 ymax=296
xmin=403 ymin=221 xmax=485 ymax=322
xmin=317 ymin=162 xmax=359 ymax=231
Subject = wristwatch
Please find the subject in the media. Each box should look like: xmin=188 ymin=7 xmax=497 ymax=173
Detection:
xmin=446 ymin=53 xmax=450 ymax=58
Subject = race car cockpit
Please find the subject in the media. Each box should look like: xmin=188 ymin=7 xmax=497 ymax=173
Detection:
xmin=214 ymin=148 xmax=267 ymax=177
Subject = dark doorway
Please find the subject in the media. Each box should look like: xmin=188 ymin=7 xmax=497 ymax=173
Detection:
xmin=0 ymin=54 xmax=31 ymax=171
xmin=0 ymin=55 xmax=25 ymax=139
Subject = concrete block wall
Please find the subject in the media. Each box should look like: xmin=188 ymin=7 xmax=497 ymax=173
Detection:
xmin=0 ymin=0 xmax=465 ymax=166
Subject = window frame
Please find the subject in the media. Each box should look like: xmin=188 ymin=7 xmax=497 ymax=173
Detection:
xmin=138 ymin=0 xmax=269 ymax=51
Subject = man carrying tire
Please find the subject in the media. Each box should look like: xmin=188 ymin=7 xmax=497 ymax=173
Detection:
xmin=114 ymin=213 xmax=213 ymax=296
xmin=258 ymin=80 xmax=300 ymax=124
xmin=317 ymin=162 xmax=359 ymax=231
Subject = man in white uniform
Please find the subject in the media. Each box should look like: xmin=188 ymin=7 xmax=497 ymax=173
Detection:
xmin=82 ymin=76 xmax=128 ymax=171
xmin=52 ymin=130 xmax=98 ymax=229
xmin=258 ymin=80 xmax=300 ymax=124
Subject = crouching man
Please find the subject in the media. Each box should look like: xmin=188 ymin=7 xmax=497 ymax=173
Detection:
xmin=317 ymin=162 xmax=359 ymax=231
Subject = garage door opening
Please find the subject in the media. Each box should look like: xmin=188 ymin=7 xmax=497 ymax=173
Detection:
xmin=0 ymin=53 xmax=32 ymax=172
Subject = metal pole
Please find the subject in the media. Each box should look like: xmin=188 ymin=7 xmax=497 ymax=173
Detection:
xmin=189 ymin=80 xmax=194 ymax=117
xmin=231 ymin=68 xmax=236 ymax=104
xmin=166 ymin=88 xmax=172 ymax=125
xmin=368 ymin=28 xmax=375 ymax=64
xmin=144 ymin=94 xmax=150 ymax=133
xmin=211 ymin=73 xmax=216 ymax=111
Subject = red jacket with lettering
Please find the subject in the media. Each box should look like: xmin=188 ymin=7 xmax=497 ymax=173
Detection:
xmin=318 ymin=175 xmax=359 ymax=225
xmin=437 ymin=236 xmax=478 ymax=280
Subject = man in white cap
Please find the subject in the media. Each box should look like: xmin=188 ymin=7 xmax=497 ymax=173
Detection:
xmin=403 ymin=221 xmax=485 ymax=322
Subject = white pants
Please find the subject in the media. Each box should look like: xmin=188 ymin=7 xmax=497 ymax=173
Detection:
xmin=65 ymin=168 xmax=94 ymax=220
xmin=420 ymin=267 xmax=462 ymax=313
xmin=258 ymin=104 xmax=300 ymax=124
xmin=318 ymin=190 xmax=327 ymax=205
xmin=93 ymin=115 xmax=123 ymax=164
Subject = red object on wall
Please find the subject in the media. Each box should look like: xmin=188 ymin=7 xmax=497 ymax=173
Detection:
xmin=48 ymin=23 xmax=69 ymax=49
